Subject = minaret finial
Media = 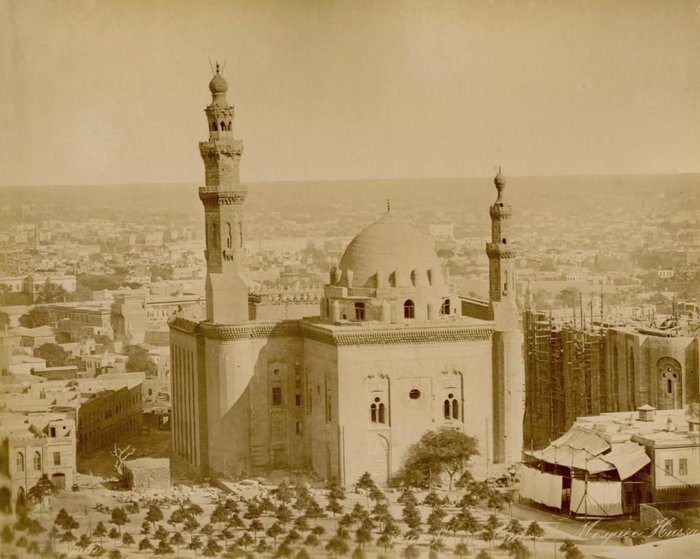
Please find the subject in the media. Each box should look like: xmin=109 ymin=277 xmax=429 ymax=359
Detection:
xmin=494 ymin=166 xmax=506 ymax=200
xmin=216 ymin=61 xmax=221 ymax=74
xmin=386 ymin=199 xmax=391 ymax=213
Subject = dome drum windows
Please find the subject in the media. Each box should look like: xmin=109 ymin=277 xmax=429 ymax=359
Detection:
xmin=354 ymin=301 xmax=365 ymax=321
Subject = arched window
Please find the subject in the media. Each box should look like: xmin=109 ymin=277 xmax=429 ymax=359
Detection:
xmin=441 ymin=299 xmax=450 ymax=315
xmin=227 ymin=121 xmax=232 ymax=130
xmin=404 ymin=299 xmax=415 ymax=319
xmin=226 ymin=223 xmax=232 ymax=249
xmin=212 ymin=121 xmax=218 ymax=131
xmin=355 ymin=302 xmax=365 ymax=320
xmin=370 ymin=396 xmax=386 ymax=425
xmin=33 ymin=451 xmax=41 ymax=471
xmin=220 ymin=121 xmax=225 ymax=131
xmin=16 ymin=452 xmax=24 ymax=472
xmin=444 ymin=393 xmax=459 ymax=421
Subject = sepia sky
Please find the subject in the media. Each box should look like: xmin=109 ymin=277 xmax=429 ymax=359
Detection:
xmin=0 ymin=0 xmax=698 ymax=187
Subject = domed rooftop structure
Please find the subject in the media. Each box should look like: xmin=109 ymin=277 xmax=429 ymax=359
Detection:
xmin=338 ymin=211 xmax=443 ymax=289
xmin=209 ymin=72 xmax=228 ymax=95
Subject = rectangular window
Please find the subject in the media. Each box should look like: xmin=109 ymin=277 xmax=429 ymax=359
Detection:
xmin=53 ymin=452 xmax=61 ymax=466
xmin=665 ymin=459 xmax=673 ymax=476
xmin=50 ymin=427 xmax=56 ymax=437
xmin=272 ymin=387 xmax=282 ymax=406
xmin=295 ymin=421 xmax=303 ymax=435
xmin=679 ymin=458 xmax=688 ymax=476
xmin=295 ymin=394 xmax=302 ymax=406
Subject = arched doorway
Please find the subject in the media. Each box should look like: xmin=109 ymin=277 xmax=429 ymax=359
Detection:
xmin=367 ymin=434 xmax=390 ymax=485
xmin=15 ymin=486 xmax=26 ymax=512
xmin=52 ymin=473 xmax=66 ymax=490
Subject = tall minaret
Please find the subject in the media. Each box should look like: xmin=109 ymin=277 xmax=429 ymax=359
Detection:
xmin=198 ymin=64 xmax=248 ymax=324
xmin=486 ymin=168 xmax=524 ymax=464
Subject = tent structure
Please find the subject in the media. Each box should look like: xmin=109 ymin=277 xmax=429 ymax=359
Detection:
xmin=521 ymin=425 xmax=650 ymax=517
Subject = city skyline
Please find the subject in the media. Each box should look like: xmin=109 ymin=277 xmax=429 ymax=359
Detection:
xmin=1 ymin=0 xmax=699 ymax=187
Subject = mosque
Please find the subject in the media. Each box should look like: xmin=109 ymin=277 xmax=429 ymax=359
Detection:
xmin=169 ymin=67 xmax=525 ymax=484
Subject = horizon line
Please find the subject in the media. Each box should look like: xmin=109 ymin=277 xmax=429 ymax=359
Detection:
xmin=1 ymin=170 xmax=699 ymax=190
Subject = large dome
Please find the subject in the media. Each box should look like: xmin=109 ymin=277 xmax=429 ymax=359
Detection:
xmin=338 ymin=212 xmax=443 ymax=288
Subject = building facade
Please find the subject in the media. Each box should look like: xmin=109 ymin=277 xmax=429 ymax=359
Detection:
xmin=524 ymin=310 xmax=700 ymax=450
xmin=169 ymin=70 xmax=525 ymax=483
xmin=0 ymin=414 xmax=76 ymax=513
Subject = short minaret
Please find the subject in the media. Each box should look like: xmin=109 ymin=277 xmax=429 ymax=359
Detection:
xmin=198 ymin=64 xmax=248 ymax=324
xmin=487 ymin=168 xmax=524 ymax=464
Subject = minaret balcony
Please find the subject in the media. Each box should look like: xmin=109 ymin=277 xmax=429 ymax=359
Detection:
xmin=486 ymin=242 xmax=516 ymax=259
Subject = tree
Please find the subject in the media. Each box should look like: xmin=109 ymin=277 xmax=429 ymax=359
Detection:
xmin=77 ymin=534 xmax=92 ymax=550
xmin=108 ymin=528 xmax=120 ymax=546
xmin=145 ymin=504 xmax=164 ymax=529
xmin=500 ymin=540 xmax=530 ymax=559
xmin=153 ymin=525 xmax=168 ymax=542
xmin=111 ymin=445 xmax=135 ymax=489
xmin=506 ymin=518 xmax=524 ymax=538
xmin=427 ymin=505 xmax=446 ymax=535
xmin=188 ymin=535 xmax=203 ymax=558
xmin=93 ymin=521 xmax=107 ymax=543
xmin=35 ymin=281 xmax=68 ymax=303
xmin=559 ymin=540 xmax=583 ymax=559
xmin=295 ymin=548 xmax=312 ymax=559
xmin=275 ymin=503 xmax=293 ymax=525
xmin=454 ymin=542 xmax=469 ymax=558
xmin=326 ymin=536 xmax=350 ymax=558
xmin=475 ymin=551 xmax=492 ymax=559
xmin=34 ymin=344 xmax=69 ymax=368
xmin=125 ymin=345 xmax=158 ymax=376
xmin=401 ymin=543 xmax=421 ymax=559
xmin=203 ymin=538 xmax=223 ymax=557
xmin=401 ymin=501 xmax=421 ymax=533
xmin=110 ymin=507 xmax=128 ymax=534
xmin=266 ymin=522 xmax=285 ymax=548
xmin=109 ymin=550 xmax=122 ymax=559
xmin=525 ymin=521 xmax=544 ymax=558
xmin=237 ymin=532 xmax=254 ymax=551
xmin=139 ymin=537 xmax=153 ymax=552
xmin=170 ymin=532 xmax=185 ymax=556
xmin=352 ymin=547 xmax=367 ymax=559
xmin=249 ymin=519 xmax=264 ymax=540
xmin=154 ymin=539 xmax=174 ymax=556
xmin=28 ymin=474 xmax=56 ymax=505
xmin=19 ymin=306 xmax=50 ymax=328
xmin=395 ymin=426 xmax=480 ymax=489
xmin=122 ymin=532 xmax=135 ymax=548
xmin=355 ymin=526 xmax=372 ymax=548
xmin=326 ymin=495 xmax=343 ymax=518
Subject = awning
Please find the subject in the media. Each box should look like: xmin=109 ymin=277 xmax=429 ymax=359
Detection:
xmin=523 ymin=426 xmax=650 ymax=480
